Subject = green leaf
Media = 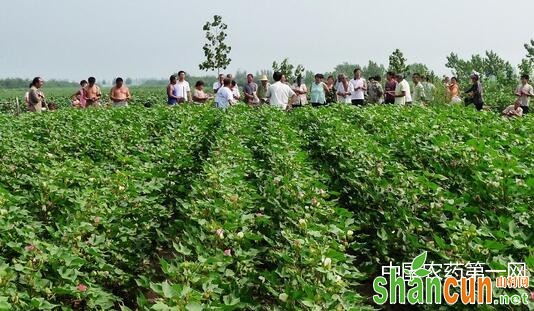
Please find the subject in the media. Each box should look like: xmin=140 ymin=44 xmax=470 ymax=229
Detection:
xmin=411 ymin=251 xmax=427 ymax=270
xmin=415 ymin=269 xmax=431 ymax=278
xmin=483 ymin=240 xmax=507 ymax=251
xmin=301 ymin=300 xmax=316 ymax=307
xmin=0 ymin=297 xmax=11 ymax=311
xmin=433 ymin=234 xmax=447 ymax=249
xmin=186 ymin=302 xmax=203 ymax=311
xmin=161 ymin=281 xmax=175 ymax=299
xmin=222 ymin=295 xmax=240 ymax=306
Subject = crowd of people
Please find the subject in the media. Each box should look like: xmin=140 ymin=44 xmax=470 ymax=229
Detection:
xmin=442 ymin=73 xmax=532 ymax=117
xmin=203 ymin=69 xmax=437 ymax=110
xmin=25 ymin=69 xmax=533 ymax=118
xmin=24 ymin=76 xmax=131 ymax=112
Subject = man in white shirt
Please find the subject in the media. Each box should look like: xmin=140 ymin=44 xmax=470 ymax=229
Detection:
xmin=515 ymin=74 xmax=533 ymax=114
xmin=389 ymin=74 xmax=408 ymax=105
xmin=404 ymin=76 xmax=412 ymax=104
xmin=213 ymin=74 xmax=225 ymax=93
xmin=266 ymin=71 xmax=297 ymax=110
xmin=349 ymin=68 xmax=367 ymax=106
xmin=215 ymin=78 xmax=236 ymax=109
xmin=176 ymin=71 xmax=192 ymax=102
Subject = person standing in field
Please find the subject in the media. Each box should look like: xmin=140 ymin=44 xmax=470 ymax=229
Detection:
xmin=214 ymin=77 xmax=236 ymax=109
xmin=463 ymin=73 xmax=484 ymax=111
xmin=231 ymin=80 xmax=241 ymax=101
xmin=325 ymin=75 xmax=337 ymax=104
xmin=514 ymin=74 xmax=533 ymax=114
xmin=213 ymin=74 xmax=224 ymax=93
xmin=350 ymin=68 xmax=367 ymax=106
xmin=367 ymin=76 xmax=384 ymax=104
xmin=292 ymin=75 xmax=308 ymax=107
xmin=27 ymin=77 xmax=45 ymax=112
xmin=176 ymin=71 xmax=192 ymax=103
xmin=384 ymin=71 xmax=397 ymax=104
xmin=422 ymin=76 xmax=435 ymax=103
xmin=448 ymin=77 xmax=461 ymax=103
xmin=309 ymin=73 xmax=329 ymax=107
xmin=71 ymin=80 xmax=88 ymax=108
xmin=243 ymin=74 xmax=259 ymax=105
xmin=412 ymin=73 xmax=427 ymax=105
xmin=109 ymin=77 xmax=131 ymax=107
xmin=266 ymin=71 xmax=297 ymax=110
xmin=388 ymin=74 xmax=408 ymax=105
xmin=192 ymin=80 xmax=212 ymax=104
xmin=257 ymin=75 xmax=271 ymax=104
xmin=86 ymin=77 xmax=102 ymax=107
xmin=167 ymin=75 xmax=180 ymax=105
xmin=336 ymin=74 xmax=343 ymax=87
xmin=336 ymin=74 xmax=354 ymax=104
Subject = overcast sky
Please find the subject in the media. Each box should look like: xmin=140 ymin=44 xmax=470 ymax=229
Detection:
xmin=1 ymin=0 xmax=533 ymax=81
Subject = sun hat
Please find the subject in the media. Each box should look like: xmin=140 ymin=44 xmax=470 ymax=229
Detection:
xmin=260 ymin=75 xmax=269 ymax=81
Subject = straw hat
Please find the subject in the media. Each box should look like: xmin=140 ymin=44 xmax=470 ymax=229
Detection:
xmin=260 ymin=75 xmax=269 ymax=81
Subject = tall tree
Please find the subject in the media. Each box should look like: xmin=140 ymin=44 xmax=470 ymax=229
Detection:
xmin=199 ymin=15 xmax=232 ymax=75
xmin=332 ymin=62 xmax=360 ymax=77
xmin=407 ymin=63 xmax=430 ymax=76
xmin=524 ymin=39 xmax=534 ymax=61
xmin=519 ymin=39 xmax=534 ymax=76
xmin=518 ymin=58 xmax=533 ymax=76
xmin=362 ymin=61 xmax=386 ymax=78
xmin=446 ymin=51 xmax=515 ymax=83
xmin=388 ymin=49 xmax=408 ymax=75
xmin=272 ymin=58 xmax=304 ymax=83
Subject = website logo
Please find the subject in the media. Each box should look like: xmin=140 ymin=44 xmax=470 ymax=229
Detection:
xmin=373 ymin=251 xmax=531 ymax=306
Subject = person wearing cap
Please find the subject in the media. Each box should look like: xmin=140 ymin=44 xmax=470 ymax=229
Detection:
xmin=257 ymin=75 xmax=271 ymax=104
xmin=243 ymin=73 xmax=259 ymax=105
xmin=514 ymin=74 xmax=533 ymax=114
xmin=266 ymin=71 xmax=297 ymax=110
xmin=464 ymin=74 xmax=484 ymax=111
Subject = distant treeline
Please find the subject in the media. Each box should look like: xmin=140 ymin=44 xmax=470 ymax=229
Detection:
xmin=0 ymin=78 xmax=78 ymax=89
